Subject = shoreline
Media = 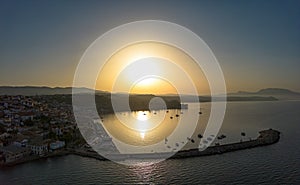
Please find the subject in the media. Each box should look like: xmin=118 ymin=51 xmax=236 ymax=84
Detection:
xmin=0 ymin=129 xmax=280 ymax=167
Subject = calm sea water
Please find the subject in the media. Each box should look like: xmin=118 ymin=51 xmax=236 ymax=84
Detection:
xmin=1 ymin=101 xmax=300 ymax=184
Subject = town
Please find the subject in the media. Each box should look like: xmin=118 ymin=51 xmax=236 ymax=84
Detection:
xmin=0 ymin=93 xmax=187 ymax=166
xmin=0 ymin=95 xmax=84 ymax=165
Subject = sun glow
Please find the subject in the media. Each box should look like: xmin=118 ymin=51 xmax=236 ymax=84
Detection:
xmin=96 ymin=42 xmax=210 ymax=95
xmin=122 ymin=58 xmax=162 ymax=84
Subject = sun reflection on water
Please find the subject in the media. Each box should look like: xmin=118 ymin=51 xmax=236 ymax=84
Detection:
xmin=140 ymin=132 xmax=145 ymax=139
xmin=136 ymin=111 xmax=150 ymax=121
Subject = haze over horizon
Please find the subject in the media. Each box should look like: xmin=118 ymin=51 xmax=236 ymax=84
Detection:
xmin=1 ymin=0 xmax=299 ymax=94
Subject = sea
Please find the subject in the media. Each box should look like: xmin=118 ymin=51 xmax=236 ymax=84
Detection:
xmin=0 ymin=101 xmax=300 ymax=184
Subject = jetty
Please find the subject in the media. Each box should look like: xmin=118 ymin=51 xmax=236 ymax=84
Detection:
xmin=172 ymin=129 xmax=280 ymax=159
xmin=71 ymin=129 xmax=280 ymax=161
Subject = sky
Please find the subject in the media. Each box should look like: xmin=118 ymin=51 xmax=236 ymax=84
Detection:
xmin=95 ymin=42 xmax=210 ymax=95
xmin=0 ymin=0 xmax=299 ymax=93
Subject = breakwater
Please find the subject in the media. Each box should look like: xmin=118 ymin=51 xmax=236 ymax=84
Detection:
xmin=172 ymin=129 xmax=280 ymax=159
xmin=72 ymin=129 xmax=280 ymax=161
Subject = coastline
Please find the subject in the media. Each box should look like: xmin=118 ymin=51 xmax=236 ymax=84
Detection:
xmin=0 ymin=129 xmax=280 ymax=167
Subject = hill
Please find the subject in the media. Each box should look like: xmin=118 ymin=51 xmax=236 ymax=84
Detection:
xmin=235 ymin=88 xmax=300 ymax=100
xmin=0 ymin=86 xmax=95 ymax=96
xmin=3 ymin=86 xmax=299 ymax=101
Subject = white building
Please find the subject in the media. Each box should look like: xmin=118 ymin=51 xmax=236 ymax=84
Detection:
xmin=27 ymin=138 xmax=49 ymax=156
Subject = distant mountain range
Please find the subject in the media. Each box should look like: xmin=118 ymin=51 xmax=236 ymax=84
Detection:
xmin=237 ymin=88 xmax=300 ymax=95
xmin=0 ymin=86 xmax=299 ymax=100
xmin=230 ymin=88 xmax=300 ymax=100
xmin=0 ymin=86 xmax=95 ymax=96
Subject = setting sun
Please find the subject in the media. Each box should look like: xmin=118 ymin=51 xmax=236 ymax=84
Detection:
xmin=130 ymin=77 xmax=177 ymax=94
xmin=136 ymin=78 xmax=157 ymax=86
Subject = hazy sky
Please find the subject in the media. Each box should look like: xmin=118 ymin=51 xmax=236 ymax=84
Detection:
xmin=0 ymin=0 xmax=299 ymax=92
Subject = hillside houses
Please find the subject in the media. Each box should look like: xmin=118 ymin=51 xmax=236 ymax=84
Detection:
xmin=0 ymin=95 xmax=78 ymax=165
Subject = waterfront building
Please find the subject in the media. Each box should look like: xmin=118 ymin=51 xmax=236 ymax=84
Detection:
xmin=0 ymin=145 xmax=31 ymax=163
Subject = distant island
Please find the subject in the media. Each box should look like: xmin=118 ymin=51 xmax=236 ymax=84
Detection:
xmin=229 ymin=88 xmax=300 ymax=100
xmin=238 ymin=88 xmax=300 ymax=95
